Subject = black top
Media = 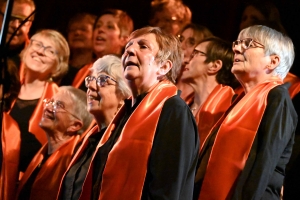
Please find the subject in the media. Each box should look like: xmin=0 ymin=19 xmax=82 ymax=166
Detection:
xmin=194 ymin=84 xmax=297 ymax=200
xmin=10 ymin=98 xmax=42 ymax=172
xmin=91 ymin=92 xmax=199 ymax=200
xmin=59 ymin=65 xmax=87 ymax=92
xmin=61 ymin=128 xmax=106 ymax=200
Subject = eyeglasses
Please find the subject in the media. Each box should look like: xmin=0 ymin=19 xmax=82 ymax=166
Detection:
xmin=190 ymin=49 xmax=206 ymax=60
xmin=177 ymin=35 xmax=196 ymax=48
xmin=30 ymin=39 xmax=58 ymax=58
xmin=43 ymin=98 xmax=79 ymax=120
xmin=0 ymin=11 xmax=32 ymax=26
xmin=232 ymin=38 xmax=264 ymax=51
xmin=85 ymin=75 xmax=117 ymax=87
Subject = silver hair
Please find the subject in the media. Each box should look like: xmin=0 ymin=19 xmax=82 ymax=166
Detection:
xmin=91 ymin=55 xmax=132 ymax=99
xmin=239 ymin=25 xmax=294 ymax=79
xmin=59 ymin=86 xmax=93 ymax=135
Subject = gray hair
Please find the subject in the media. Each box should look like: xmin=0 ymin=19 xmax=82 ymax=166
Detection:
xmin=91 ymin=55 xmax=132 ymax=99
xmin=60 ymin=86 xmax=93 ymax=135
xmin=239 ymin=25 xmax=294 ymax=79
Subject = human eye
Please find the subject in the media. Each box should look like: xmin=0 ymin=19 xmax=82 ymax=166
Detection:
xmin=55 ymin=101 xmax=65 ymax=109
xmin=46 ymin=48 xmax=56 ymax=56
xmin=187 ymin=38 xmax=196 ymax=46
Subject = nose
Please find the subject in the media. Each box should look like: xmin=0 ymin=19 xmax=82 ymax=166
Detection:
xmin=9 ymin=19 xmax=20 ymax=28
xmin=232 ymin=43 xmax=243 ymax=54
xmin=86 ymin=79 xmax=97 ymax=91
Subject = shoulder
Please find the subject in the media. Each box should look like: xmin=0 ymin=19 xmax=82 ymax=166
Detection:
xmin=163 ymin=92 xmax=190 ymax=109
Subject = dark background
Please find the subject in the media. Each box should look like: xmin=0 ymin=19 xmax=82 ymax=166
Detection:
xmin=29 ymin=0 xmax=300 ymax=76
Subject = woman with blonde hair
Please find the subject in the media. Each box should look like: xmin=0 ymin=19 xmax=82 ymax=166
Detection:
xmin=8 ymin=29 xmax=69 ymax=175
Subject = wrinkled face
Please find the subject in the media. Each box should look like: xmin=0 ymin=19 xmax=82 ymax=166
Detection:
xmin=39 ymin=89 xmax=77 ymax=134
xmin=86 ymin=71 xmax=120 ymax=117
xmin=179 ymin=28 xmax=198 ymax=64
xmin=239 ymin=6 xmax=265 ymax=31
xmin=122 ymin=33 xmax=162 ymax=93
xmin=0 ymin=2 xmax=33 ymax=49
xmin=181 ymin=41 xmax=210 ymax=82
xmin=93 ymin=14 xmax=125 ymax=58
xmin=23 ymin=35 xmax=59 ymax=79
xmin=232 ymin=36 xmax=269 ymax=80
xmin=67 ymin=18 xmax=94 ymax=51
xmin=150 ymin=9 xmax=184 ymax=36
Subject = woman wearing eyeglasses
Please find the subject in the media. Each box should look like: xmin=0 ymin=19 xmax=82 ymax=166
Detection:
xmin=176 ymin=23 xmax=213 ymax=103
xmin=180 ymin=36 xmax=238 ymax=150
xmin=194 ymin=25 xmax=297 ymax=200
xmin=58 ymin=55 xmax=131 ymax=200
xmin=7 ymin=29 xmax=69 ymax=177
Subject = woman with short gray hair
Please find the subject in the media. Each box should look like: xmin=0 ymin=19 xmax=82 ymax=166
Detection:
xmin=195 ymin=25 xmax=297 ymax=199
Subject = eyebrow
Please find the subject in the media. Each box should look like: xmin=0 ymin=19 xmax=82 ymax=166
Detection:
xmin=194 ymin=49 xmax=206 ymax=54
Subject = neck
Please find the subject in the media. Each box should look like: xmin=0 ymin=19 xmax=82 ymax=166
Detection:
xmin=47 ymin=132 xmax=72 ymax=154
xmin=19 ymin=77 xmax=47 ymax=100
xmin=235 ymin=73 xmax=273 ymax=93
xmin=95 ymin=106 xmax=120 ymax=128
xmin=190 ymin=76 xmax=219 ymax=111
xmin=130 ymin=80 xmax=159 ymax=107
xmin=70 ymin=49 xmax=94 ymax=68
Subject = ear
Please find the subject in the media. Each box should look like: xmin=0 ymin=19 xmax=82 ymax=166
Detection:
xmin=158 ymin=60 xmax=173 ymax=76
xmin=208 ymin=60 xmax=222 ymax=75
xmin=268 ymin=54 xmax=280 ymax=70
xmin=67 ymin=119 xmax=83 ymax=134
xmin=120 ymin=35 xmax=129 ymax=47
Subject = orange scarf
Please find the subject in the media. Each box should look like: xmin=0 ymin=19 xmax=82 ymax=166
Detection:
xmin=16 ymin=135 xmax=81 ymax=200
xmin=98 ymin=80 xmax=177 ymax=200
xmin=195 ymin=84 xmax=234 ymax=151
xmin=9 ymin=82 xmax=59 ymax=144
xmin=0 ymin=113 xmax=21 ymax=200
xmin=284 ymin=72 xmax=300 ymax=98
xmin=199 ymin=77 xmax=282 ymax=200
xmin=72 ymin=63 xmax=93 ymax=88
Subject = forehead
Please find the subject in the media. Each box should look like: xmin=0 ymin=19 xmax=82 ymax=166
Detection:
xmin=243 ymin=5 xmax=265 ymax=20
xmin=97 ymin=14 xmax=119 ymax=25
xmin=195 ymin=41 xmax=209 ymax=50
xmin=31 ymin=34 xmax=57 ymax=48
xmin=130 ymin=33 xmax=158 ymax=46
xmin=3 ymin=2 xmax=33 ymax=17
xmin=182 ymin=28 xmax=194 ymax=37
xmin=52 ymin=89 xmax=72 ymax=103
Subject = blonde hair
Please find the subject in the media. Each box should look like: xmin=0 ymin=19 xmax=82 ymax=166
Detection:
xmin=22 ymin=29 xmax=70 ymax=82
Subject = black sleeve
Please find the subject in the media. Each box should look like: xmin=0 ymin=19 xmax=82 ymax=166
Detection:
xmin=142 ymin=94 xmax=199 ymax=200
xmin=232 ymin=85 xmax=298 ymax=200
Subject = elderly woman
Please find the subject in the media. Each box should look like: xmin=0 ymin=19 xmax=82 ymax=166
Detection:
xmin=181 ymin=37 xmax=238 ymax=151
xmin=195 ymin=25 xmax=297 ymax=200
xmin=8 ymin=29 xmax=69 ymax=174
xmin=58 ymin=55 xmax=131 ymax=200
xmin=176 ymin=23 xmax=213 ymax=102
xmin=16 ymin=86 xmax=93 ymax=200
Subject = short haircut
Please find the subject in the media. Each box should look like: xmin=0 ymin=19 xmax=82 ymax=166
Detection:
xmin=91 ymin=55 xmax=132 ymax=99
xmin=149 ymin=0 xmax=192 ymax=26
xmin=67 ymin=12 xmax=97 ymax=32
xmin=94 ymin=9 xmax=134 ymax=38
xmin=22 ymin=29 xmax=70 ymax=82
xmin=239 ymin=25 xmax=294 ymax=79
xmin=127 ymin=26 xmax=183 ymax=84
xmin=0 ymin=0 xmax=35 ymax=20
xmin=200 ymin=37 xmax=240 ymax=89
xmin=242 ymin=1 xmax=286 ymax=34
xmin=178 ymin=23 xmax=213 ymax=43
xmin=59 ymin=86 xmax=94 ymax=135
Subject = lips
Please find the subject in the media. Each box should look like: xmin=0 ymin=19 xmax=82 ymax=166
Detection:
xmin=43 ymin=110 xmax=55 ymax=120
xmin=124 ymin=60 xmax=139 ymax=69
